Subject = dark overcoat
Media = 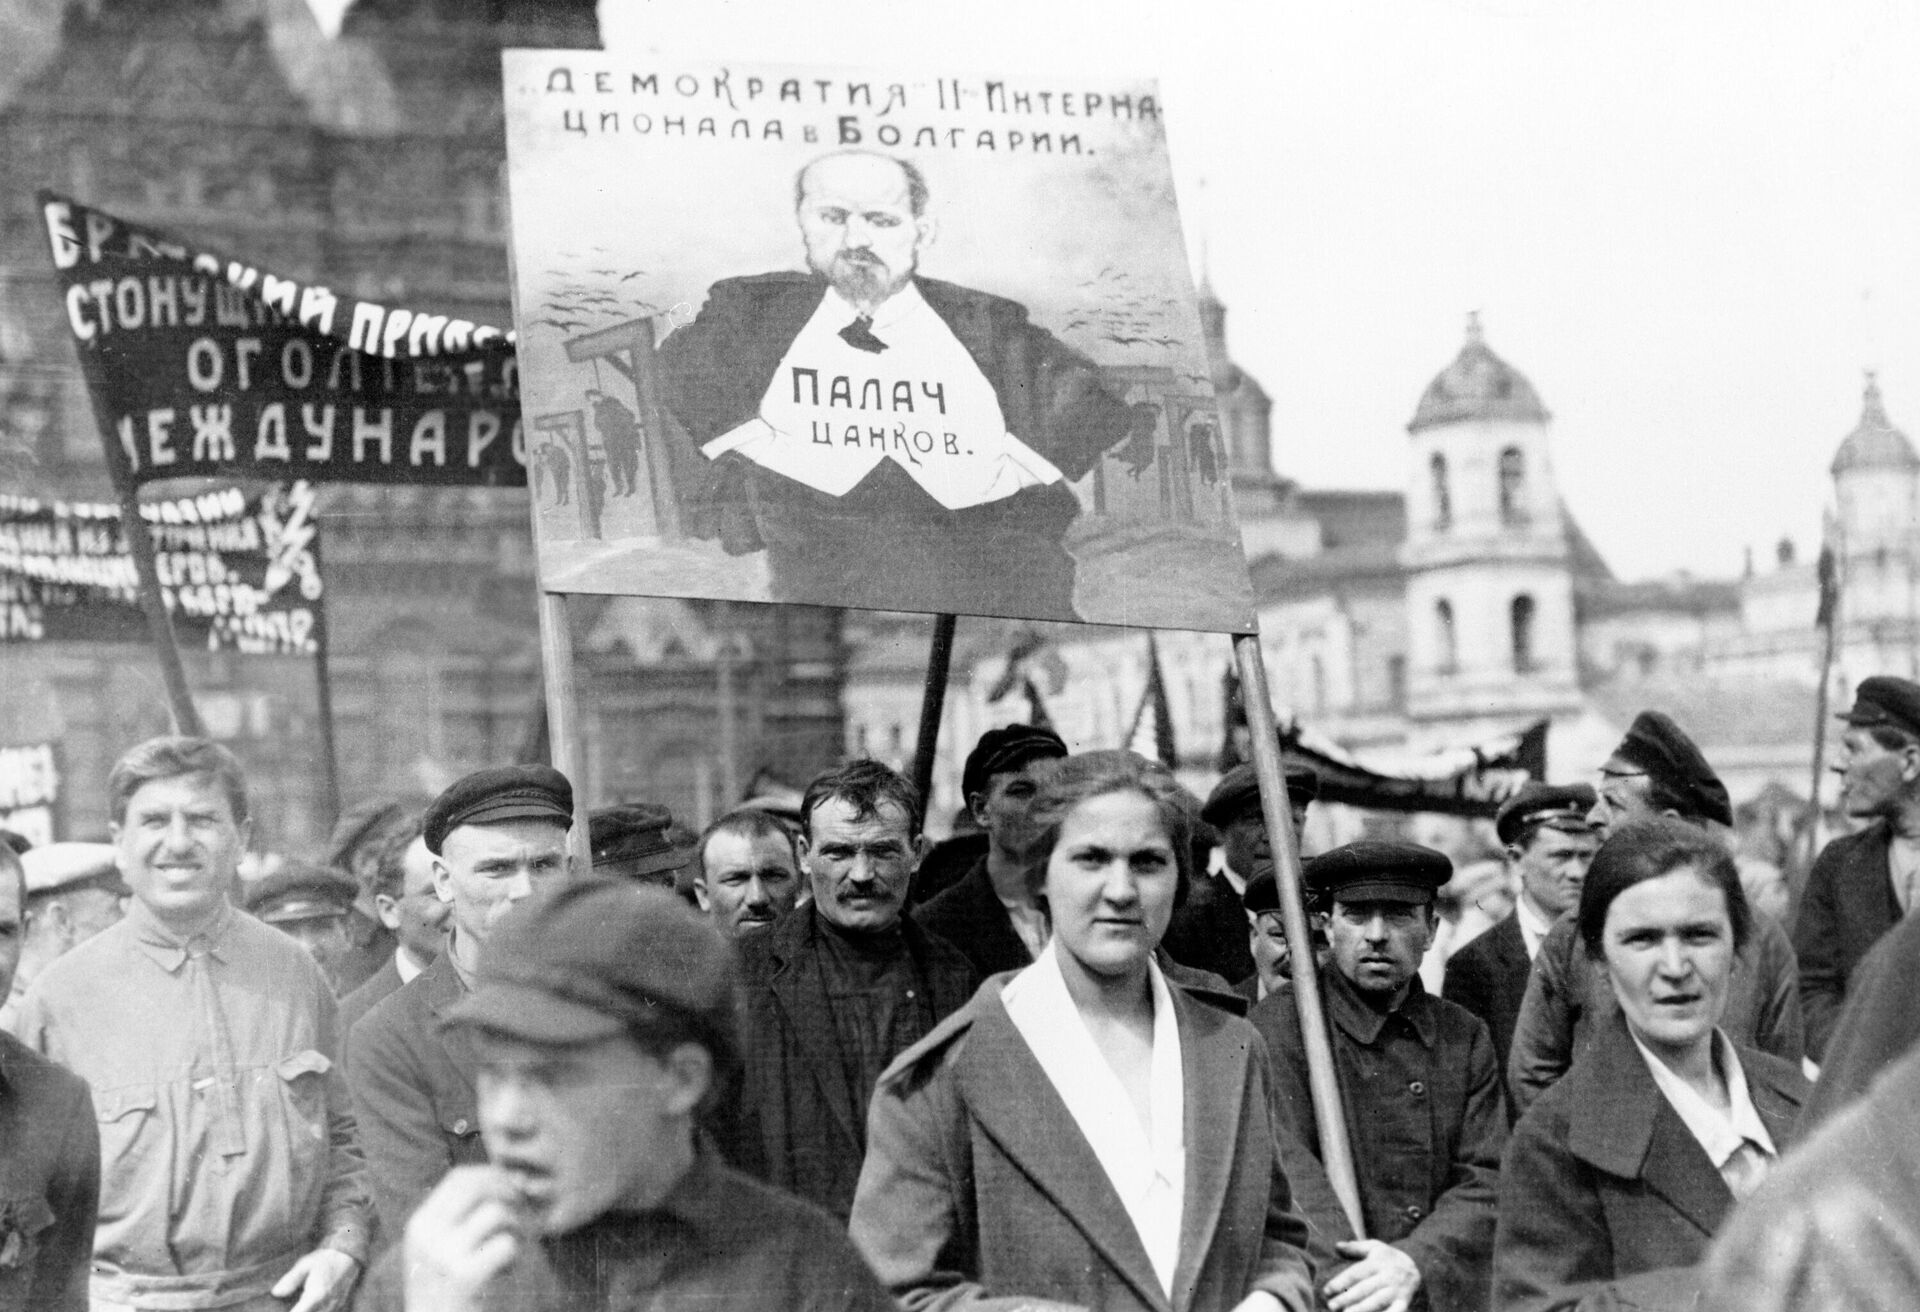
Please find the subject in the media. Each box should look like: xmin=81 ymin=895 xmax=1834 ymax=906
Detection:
xmin=1251 ymin=968 xmax=1505 ymax=1312
xmin=1793 ymin=821 xmax=1899 ymax=1059
xmin=1800 ymin=904 xmax=1920 ymax=1129
xmin=0 ymin=1031 xmax=96 ymax=1312
xmin=1493 ymin=1011 xmax=1809 ymax=1312
xmin=850 ymin=975 xmax=1317 ymax=1312
xmin=1442 ymin=913 xmax=1531 ymax=1096
xmin=727 ymin=906 xmax=976 ymax=1220
xmin=345 ymin=951 xmax=485 ymax=1241
xmin=912 ymin=857 xmax=1032 ymax=979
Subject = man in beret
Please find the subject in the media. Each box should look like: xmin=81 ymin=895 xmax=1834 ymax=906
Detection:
xmin=913 ymin=723 xmax=1067 ymax=977
xmin=1506 ymin=712 xmax=1805 ymax=1117
xmin=1251 ymin=842 xmax=1505 ymax=1312
xmin=694 ymin=808 xmax=803 ymax=938
xmin=1794 ymin=676 xmax=1920 ymax=1059
xmin=727 ymin=759 xmax=976 ymax=1219
xmin=589 ymin=802 xmax=688 ymax=889
xmin=1165 ymin=759 xmax=1319 ymax=990
xmin=18 ymin=735 xmax=370 ymax=1311
xmin=358 ymin=878 xmax=893 ymax=1312
xmin=1442 ymin=783 xmax=1596 ymax=1089
xmin=0 ymin=842 xmax=126 ymax=1033
xmin=348 ymin=764 xmax=575 ymax=1241
xmin=338 ymin=820 xmax=445 ymax=1045
xmin=0 ymin=838 xmax=98 ymax=1312
xmin=247 ymin=862 xmax=361 ymax=996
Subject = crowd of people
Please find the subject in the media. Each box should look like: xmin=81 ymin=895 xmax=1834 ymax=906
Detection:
xmin=6 ymin=676 xmax=1920 ymax=1310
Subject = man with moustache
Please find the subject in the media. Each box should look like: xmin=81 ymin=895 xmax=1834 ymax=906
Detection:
xmin=693 ymin=809 xmax=803 ymax=938
xmin=726 ymin=759 xmax=975 ymax=1219
xmin=347 ymin=765 xmax=574 ymax=1241
xmin=913 ymin=724 xmax=1067 ymax=977
xmin=657 ymin=149 xmax=1132 ymax=620
xmin=18 ymin=736 xmax=369 ymax=1311
xmin=1443 ymin=784 xmax=1597 ymax=1087
xmin=1795 ymin=677 xmax=1920 ymax=1059
xmin=0 ymin=839 xmax=98 ymax=1312
xmin=1252 ymin=843 xmax=1505 ymax=1312
xmin=1505 ymin=711 xmax=1804 ymax=1116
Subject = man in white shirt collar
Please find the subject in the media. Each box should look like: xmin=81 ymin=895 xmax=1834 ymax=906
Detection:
xmin=1441 ymin=784 xmax=1596 ymax=1092
xmin=656 ymin=150 xmax=1133 ymax=621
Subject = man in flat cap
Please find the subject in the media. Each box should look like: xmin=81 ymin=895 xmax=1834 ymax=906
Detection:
xmin=1506 ymin=712 xmax=1804 ymax=1117
xmin=348 ymin=764 xmax=575 ymax=1241
xmin=1167 ymin=759 xmax=1321 ymax=987
xmin=589 ymin=802 xmax=688 ymax=889
xmin=358 ymin=878 xmax=893 ymax=1312
xmin=0 ymin=841 xmax=126 ymax=1033
xmin=18 ymin=735 xmax=370 ymax=1311
xmin=0 ymin=837 xmax=98 ymax=1312
xmin=1794 ymin=676 xmax=1920 ymax=1059
xmin=247 ymin=862 xmax=361 ymax=996
xmin=339 ymin=819 xmax=445 ymax=1046
xmin=913 ymin=723 xmax=1067 ymax=977
xmin=694 ymin=808 xmax=803 ymax=938
xmin=1252 ymin=842 xmax=1505 ymax=1312
xmin=727 ymin=758 xmax=976 ymax=1219
xmin=1442 ymin=784 xmax=1596 ymax=1089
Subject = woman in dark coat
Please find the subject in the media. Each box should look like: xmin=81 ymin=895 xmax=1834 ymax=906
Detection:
xmin=1492 ymin=818 xmax=1811 ymax=1312
xmin=849 ymin=751 xmax=1318 ymax=1312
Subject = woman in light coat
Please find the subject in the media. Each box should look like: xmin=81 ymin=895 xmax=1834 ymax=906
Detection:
xmin=849 ymin=751 xmax=1318 ymax=1312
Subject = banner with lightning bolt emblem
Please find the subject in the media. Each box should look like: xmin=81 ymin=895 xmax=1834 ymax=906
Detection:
xmin=0 ymin=482 xmax=325 ymax=656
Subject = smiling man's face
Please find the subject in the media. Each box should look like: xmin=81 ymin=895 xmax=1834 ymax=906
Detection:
xmin=111 ymin=772 xmax=248 ymax=934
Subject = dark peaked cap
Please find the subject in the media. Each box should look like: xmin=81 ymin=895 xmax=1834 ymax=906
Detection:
xmin=1304 ymin=841 xmax=1451 ymax=906
xmin=1199 ymin=761 xmax=1320 ymax=829
xmin=448 ymin=877 xmax=736 ymax=1064
xmin=245 ymin=864 xmax=358 ymax=924
xmin=1495 ymin=783 xmax=1597 ymax=847
xmin=1839 ymin=676 xmax=1920 ymax=740
xmin=1610 ymin=711 xmax=1732 ymax=826
xmin=424 ymin=763 xmax=574 ymax=855
xmin=961 ymin=724 xmax=1067 ymax=802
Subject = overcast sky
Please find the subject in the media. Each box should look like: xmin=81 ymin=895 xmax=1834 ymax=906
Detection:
xmin=310 ymin=0 xmax=1920 ymax=584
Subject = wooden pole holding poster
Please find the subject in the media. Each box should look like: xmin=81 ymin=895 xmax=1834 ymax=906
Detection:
xmin=113 ymin=482 xmax=207 ymax=738
xmin=1233 ymin=632 xmax=1367 ymax=1236
xmin=538 ymin=591 xmax=593 ymax=872
xmin=911 ymin=613 xmax=958 ymax=809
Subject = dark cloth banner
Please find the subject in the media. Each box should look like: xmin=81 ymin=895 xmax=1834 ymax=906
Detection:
xmin=0 ymin=482 xmax=326 ymax=657
xmin=0 ymin=742 xmax=59 ymax=847
xmin=39 ymin=192 xmax=525 ymax=488
xmin=1281 ymin=717 xmax=1548 ymax=819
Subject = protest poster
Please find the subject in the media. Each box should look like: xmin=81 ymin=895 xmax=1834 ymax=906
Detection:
xmin=0 ymin=482 xmax=325 ymax=657
xmin=39 ymin=194 xmax=525 ymax=489
xmin=501 ymin=55 xmax=1257 ymax=631
xmin=0 ymin=743 xmax=59 ymax=848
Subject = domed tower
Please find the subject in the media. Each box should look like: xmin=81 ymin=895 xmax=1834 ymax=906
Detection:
xmin=1401 ymin=314 xmax=1581 ymax=728
xmin=1829 ymin=372 xmax=1920 ymax=640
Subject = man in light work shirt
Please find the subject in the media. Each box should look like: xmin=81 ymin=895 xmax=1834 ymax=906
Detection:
xmin=18 ymin=736 xmax=369 ymax=1312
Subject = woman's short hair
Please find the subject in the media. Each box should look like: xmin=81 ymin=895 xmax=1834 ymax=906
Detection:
xmin=1577 ymin=816 xmax=1750 ymax=959
xmin=1019 ymin=750 xmax=1193 ymax=906
xmin=107 ymin=736 xmax=250 ymax=827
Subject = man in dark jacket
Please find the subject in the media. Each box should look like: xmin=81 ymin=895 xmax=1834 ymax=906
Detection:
xmin=656 ymin=150 xmax=1132 ymax=621
xmin=1795 ymin=675 xmax=1920 ymax=1059
xmin=347 ymin=765 xmax=574 ymax=1240
xmin=727 ymin=759 xmax=976 ymax=1219
xmin=1442 ymin=783 xmax=1596 ymax=1092
xmin=0 ymin=842 xmax=97 ymax=1312
xmin=913 ymin=723 xmax=1066 ymax=977
xmin=1253 ymin=842 xmax=1506 ymax=1312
